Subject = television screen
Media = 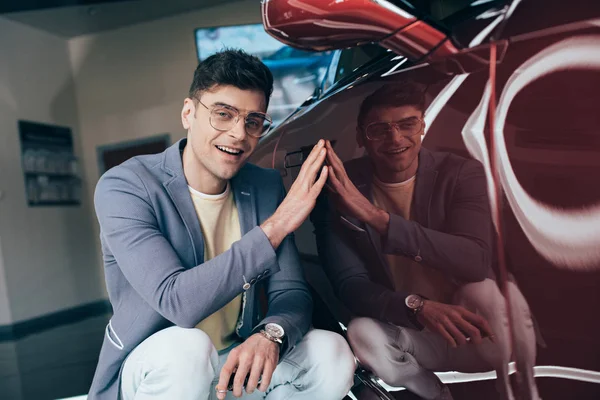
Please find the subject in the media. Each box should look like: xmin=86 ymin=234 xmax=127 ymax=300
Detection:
xmin=195 ymin=23 xmax=334 ymax=124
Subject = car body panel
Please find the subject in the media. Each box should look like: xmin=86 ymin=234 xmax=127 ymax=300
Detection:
xmin=252 ymin=1 xmax=600 ymax=398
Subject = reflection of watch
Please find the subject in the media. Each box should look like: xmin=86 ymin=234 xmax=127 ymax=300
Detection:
xmin=405 ymin=294 xmax=426 ymax=330
xmin=405 ymin=294 xmax=425 ymax=314
xmin=261 ymin=323 xmax=285 ymax=345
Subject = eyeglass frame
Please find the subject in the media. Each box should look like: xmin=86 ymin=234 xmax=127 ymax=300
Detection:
xmin=362 ymin=117 xmax=425 ymax=141
xmin=194 ymin=97 xmax=273 ymax=138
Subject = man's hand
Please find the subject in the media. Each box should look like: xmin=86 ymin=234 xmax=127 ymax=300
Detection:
xmin=261 ymin=139 xmax=329 ymax=249
xmin=325 ymin=140 xmax=390 ymax=234
xmin=417 ymin=300 xmax=495 ymax=347
xmin=215 ymin=333 xmax=280 ymax=399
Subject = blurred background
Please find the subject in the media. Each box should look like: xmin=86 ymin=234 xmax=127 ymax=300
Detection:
xmin=0 ymin=1 xmax=325 ymax=398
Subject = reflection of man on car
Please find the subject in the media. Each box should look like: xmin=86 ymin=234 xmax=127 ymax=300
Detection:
xmin=313 ymin=82 xmax=541 ymax=400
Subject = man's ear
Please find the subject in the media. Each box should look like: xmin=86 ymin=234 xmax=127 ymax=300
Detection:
xmin=356 ymin=127 xmax=365 ymax=148
xmin=181 ymin=98 xmax=195 ymax=130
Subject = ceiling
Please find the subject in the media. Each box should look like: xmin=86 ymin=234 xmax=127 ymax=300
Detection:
xmin=1 ymin=0 xmax=235 ymax=38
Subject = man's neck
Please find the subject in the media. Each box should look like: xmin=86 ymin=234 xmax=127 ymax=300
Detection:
xmin=182 ymin=146 xmax=227 ymax=195
xmin=374 ymin=161 xmax=419 ymax=184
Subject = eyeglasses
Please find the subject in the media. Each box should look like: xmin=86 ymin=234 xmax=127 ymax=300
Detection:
xmin=195 ymin=98 xmax=272 ymax=138
xmin=364 ymin=117 xmax=424 ymax=141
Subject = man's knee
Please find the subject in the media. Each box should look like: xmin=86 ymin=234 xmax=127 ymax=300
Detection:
xmin=151 ymin=326 xmax=217 ymax=375
xmin=347 ymin=317 xmax=389 ymax=360
xmin=506 ymin=282 xmax=534 ymax=328
xmin=455 ymin=279 xmax=508 ymax=322
xmin=349 ymin=320 xmax=419 ymax=386
xmin=303 ymin=330 xmax=356 ymax=397
xmin=121 ymin=327 xmax=217 ymax=399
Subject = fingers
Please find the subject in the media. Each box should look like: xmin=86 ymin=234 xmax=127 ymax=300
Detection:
xmin=325 ymin=141 xmax=347 ymax=182
xmin=461 ymin=310 xmax=495 ymax=342
xmin=452 ymin=316 xmax=481 ymax=345
xmin=327 ymin=165 xmax=343 ymax=193
xmin=325 ymin=140 xmax=343 ymax=170
xmin=443 ymin=316 xmax=470 ymax=347
xmin=216 ymin=352 xmax=238 ymax=400
xmin=297 ymin=139 xmax=326 ymax=183
xmin=258 ymin=359 xmax=276 ymax=392
xmin=434 ymin=322 xmax=458 ymax=348
xmin=310 ymin=166 xmax=329 ymax=197
xmin=232 ymin=356 xmax=251 ymax=398
xmin=245 ymin=356 xmax=264 ymax=395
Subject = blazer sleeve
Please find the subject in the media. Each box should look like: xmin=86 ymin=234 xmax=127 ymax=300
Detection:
xmin=94 ymin=165 xmax=279 ymax=328
xmin=252 ymin=174 xmax=313 ymax=356
xmin=381 ymin=159 xmax=492 ymax=282
xmin=311 ymin=194 xmax=418 ymax=329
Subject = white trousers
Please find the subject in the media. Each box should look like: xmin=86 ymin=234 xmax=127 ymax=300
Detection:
xmin=120 ymin=327 xmax=356 ymax=400
xmin=348 ymin=279 xmax=541 ymax=400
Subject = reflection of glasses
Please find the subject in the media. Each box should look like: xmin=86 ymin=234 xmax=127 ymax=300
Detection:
xmin=196 ymin=98 xmax=273 ymax=138
xmin=364 ymin=117 xmax=424 ymax=141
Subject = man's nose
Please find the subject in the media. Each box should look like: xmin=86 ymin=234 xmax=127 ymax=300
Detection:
xmin=388 ymin=125 xmax=406 ymax=144
xmin=228 ymin=117 xmax=247 ymax=141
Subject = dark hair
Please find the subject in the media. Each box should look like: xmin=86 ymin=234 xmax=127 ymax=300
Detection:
xmin=188 ymin=49 xmax=274 ymax=107
xmin=357 ymin=81 xmax=426 ymax=127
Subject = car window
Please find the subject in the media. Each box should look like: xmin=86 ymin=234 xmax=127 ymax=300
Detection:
xmin=335 ymin=44 xmax=390 ymax=83
xmin=320 ymin=44 xmax=390 ymax=94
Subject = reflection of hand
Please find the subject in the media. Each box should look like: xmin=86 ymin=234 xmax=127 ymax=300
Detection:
xmin=261 ymin=139 xmax=328 ymax=249
xmin=325 ymin=141 xmax=390 ymax=234
xmin=417 ymin=300 xmax=495 ymax=347
xmin=215 ymin=334 xmax=279 ymax=399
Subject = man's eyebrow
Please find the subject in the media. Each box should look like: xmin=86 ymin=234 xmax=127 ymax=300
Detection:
xmin=212 ymin=102 xmax=264 ymax=115
xmin=213 ymin=102 xmax=238 ymax=111
xmin=396 ymin=116 xmax=420 ymax=123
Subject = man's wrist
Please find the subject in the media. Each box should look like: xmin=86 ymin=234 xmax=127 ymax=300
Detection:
xmin=405 ymin=294 xmax=427 ymax=330
xmin=369 ymin=206 xmax=390 ymax=236
xmin=260 ymin=216 xmax=287 ymax=249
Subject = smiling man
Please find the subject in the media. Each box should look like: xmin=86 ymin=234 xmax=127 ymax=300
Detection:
xmin=313 ymin=82 xmax=540 ymax=400
xmin=89 ymin=49 xmax=356 ymax=400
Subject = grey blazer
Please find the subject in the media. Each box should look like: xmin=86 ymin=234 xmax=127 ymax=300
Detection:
xmin=89 ymin=139 xmax=312 ymax=399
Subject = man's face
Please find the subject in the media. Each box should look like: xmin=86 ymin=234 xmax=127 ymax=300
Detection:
xmin=357 ymin=104 xmax=424 ymax=178
xmin=181 ymin=85 xmax=266 ymax=181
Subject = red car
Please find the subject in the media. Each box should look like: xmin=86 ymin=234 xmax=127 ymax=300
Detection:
xmin=251 ymin=1 xmax=600 ymax=399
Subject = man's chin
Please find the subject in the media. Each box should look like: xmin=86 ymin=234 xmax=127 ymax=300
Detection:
xmin=214 ymin=164 xmax=244 ymax=181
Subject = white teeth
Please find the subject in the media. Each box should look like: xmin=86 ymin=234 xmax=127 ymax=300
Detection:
xmin=216 ymin=145 xmax=242 ymax=155
xmin=389 ymin=147 xmax=408 ymax=154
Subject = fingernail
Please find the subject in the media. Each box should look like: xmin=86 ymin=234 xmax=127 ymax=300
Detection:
xmin=320 ymin=149 xmax=325 ymax=155
xmin=318 ymin=139 xmax=324 ymax=146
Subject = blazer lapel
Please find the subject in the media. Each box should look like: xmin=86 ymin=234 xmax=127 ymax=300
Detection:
xmin=231 ymin=174 xmax=257 ymax=236
xmin=162 ymin=139 xmax=205 ymax=265
xmin=412 ymin=148 xmax=438 ymax=227
xmin=352 ymin=162 xmax=395 ymax=282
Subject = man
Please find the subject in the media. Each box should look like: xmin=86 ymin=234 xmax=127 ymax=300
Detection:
xmin=89 ymin=49 xmax=356 ymax=400
xmin=313 ymin=82 xmax=540 ymax=400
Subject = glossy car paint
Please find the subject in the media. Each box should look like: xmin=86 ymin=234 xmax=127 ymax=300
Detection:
xmin=253 ymin=1 xmax=600 ymax=399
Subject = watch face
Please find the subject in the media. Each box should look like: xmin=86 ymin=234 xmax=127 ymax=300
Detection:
xmin=265 ymin=323 xmax=285 ymax=339
xmin=406 ymin=294 xmax=423 ymax=310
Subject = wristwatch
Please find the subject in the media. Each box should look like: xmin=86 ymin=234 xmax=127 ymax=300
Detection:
xmin=260 ymin=323 xmax=285 ymax=346
xmin=405 ymin=294 xmax=425 ymax=330
xmin=405 ymin=294 xmax=425 ymax=314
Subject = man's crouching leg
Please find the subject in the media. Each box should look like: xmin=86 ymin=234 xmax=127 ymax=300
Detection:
xmin=266 ymin=329 xmax=356 ymax=400
xmin=120 ymin=326 xmax=218 ymax=400
xmin=347 ymin=317 xmax=452 ymax=400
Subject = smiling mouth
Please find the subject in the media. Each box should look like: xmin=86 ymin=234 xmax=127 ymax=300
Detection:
xmin=216 ymin=145 xmax=244 ymax=156
xmin=385 ymin=147 xmax=409 ymax=155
